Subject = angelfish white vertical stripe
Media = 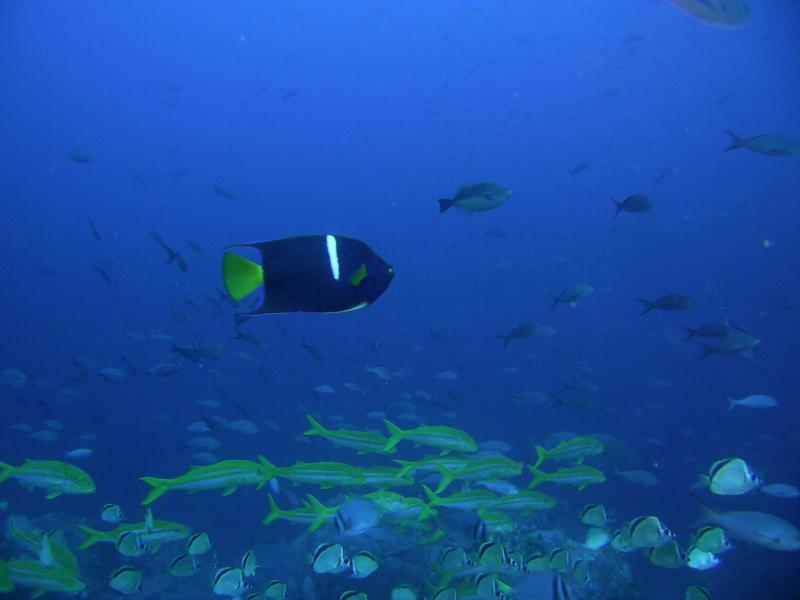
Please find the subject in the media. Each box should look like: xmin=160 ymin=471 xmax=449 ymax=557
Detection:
xmin=325 ymin=235 xmax=340 ymax=280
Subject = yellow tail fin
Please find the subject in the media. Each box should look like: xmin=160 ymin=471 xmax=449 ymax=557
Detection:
xmin=222 ymin=252 xmax=264 ymax=301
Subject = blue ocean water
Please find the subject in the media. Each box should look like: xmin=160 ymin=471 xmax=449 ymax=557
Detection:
xmin=1 ymin=1 xmax=799 ymax=598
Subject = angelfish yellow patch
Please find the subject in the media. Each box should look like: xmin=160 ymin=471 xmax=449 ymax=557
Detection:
xmin=348 ymin=263 xmax=368 ymax=286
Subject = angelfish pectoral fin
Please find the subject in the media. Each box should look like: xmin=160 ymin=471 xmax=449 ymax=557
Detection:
xmin=348 ymin=263 xmax=368 ymax=286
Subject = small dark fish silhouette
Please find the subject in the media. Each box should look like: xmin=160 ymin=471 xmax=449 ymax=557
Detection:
xmin=233 ymin=327 xmax=267 ymax=348
xmin=212 ymin=184 xmax=239 ymax=202
xmin=569 ymin=161 xmax=590 ymax=175
xmin=184 ymin=297 xmax=202 ymax=313
xmin=171 ymin=343 xmax=203 ymax=363
xmin=186 ymin=239 xmax=205 ymax=255
xmin=638 ymin=294 xmax=694 ymax=316
xmin=94 ymin=264 xmax=114 ymax=288
xmin=300 ymin=338 xmax=325 ymax=364
xmin=87 ymin=217 xmax=102 ymax=241
xmin=149 ymin=230 xmax=189 ymax=272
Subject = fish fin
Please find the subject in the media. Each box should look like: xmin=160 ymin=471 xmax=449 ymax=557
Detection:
xmin=348 ymin=263 xmax=368 ymax=286
xmin=140 ymin=477 xmax=171 ymax=505
xmin=548 ymin=294 xmax=560 ymax=311
xmin=724 ymin=130 xmax=744 ymax=151
xmin=304 ymin=494 xmax=327 ymax=512
xmin=382 ymin=419 xmax=404 ymax=452
xmin=222 ymin=486 xmax=238 ymax=496
xmin=76 ymin=524 xmax=107 ymax=549
xmin=527 ymin=469 xmax=547 ymax=489
xmin=532 ymin=445 xmax=549 ymax=470
xmin=422 ymin=485 xmax=439 ymax=505
xmin=263 ymin=494 xmax=283 ymax=525
xmin=727 ymin=397 xmax=737 ymax=410
xmin=696 ymin=342 xmax=714 ymax=361
xmin=741 ymin=350 xmax=753 ymax=359
xmin=637 ymin=299 xmax=654 ymax=316
xmin=303 ymin=415 xmax=326 ymax=437
xmin=222 ymin=252 xmax=264 ymax=302
xmin=307 ymin=515 xmax=327 ymax=532
xmin=31 ymin=588 xmax=46 ymax=599
xmin=0 ymin=462 xmax=12 ymax=484
xmin=497 ymin=334 xmax=511 ymax=349
xmin=257 ymin=456 xmax=278 ymax=479
xmin=611 ymin=197 xmax=623 ymax=217
xmin=45 ymin=491 xmax=62 ymax=500
xmin=438 ymin=198 xmax=455 ymax=213
xmin=395 ymin=460 xmax=415 ymax=478
xmin=0 ymin=559 xmax=11 ymax=593
xmin=434 ymin=467 xmax=454 ymax=494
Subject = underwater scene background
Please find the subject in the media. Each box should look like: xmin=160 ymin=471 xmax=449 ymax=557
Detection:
xmin=0 ymin=1 xmax=798 ymax=599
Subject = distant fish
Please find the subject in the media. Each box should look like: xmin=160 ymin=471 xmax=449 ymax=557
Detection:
xmin=0 ymin=368 xmax=28 ymax=389
xmin=761 ymin=483 xmax=800 ymax=499
xmin=300 ymin=338 xmax=325 ymax=364
xmin=697 ymin=504 xmax=800 ymax=551
xmin=615 ymin=469 xmax=660 ymax=487
xmin=131 ymin=172 xmax=148 ymax=187
xmin=684 ymin=321 xmax=730 ymax=340
xmin=549 ymin=284 xmax=594 ymax=310
xmin=497 ymin=323 xmax=536 ymax=349
xmin=438 ymin=182 xmax=511 ymax=213
xmin=68 ymin=150 xmax=94 ymax=164
xmin=728 ymin=394 xmax=778 ymax=410
xmin=186 ymin=239 xmax=205 ymax=255
xmin=435 ymin=370 xmax=459 ymax=381
xmin=724 ymin=130 xmax=799 ymax=157
xmin=87 ymin=217 xmax=102 ymax=241
xmin=569 ymin=161 xmax=590 ymax=175
xmin=97 ymin=367 xmax=127 ymax=383
xmin=213 ymin=183 xmax=240 ymax=202
xmin=638 ymin=294 xmax=694 ymax=315
xmin=698 ymin=326 xmax=760 ymax=360
xmin=612 ymin=194 xmax=652 ymax=216
xmin=101 ymin=503 xmax=125 ymax=523
xmin=65 ymin=448 xmax=93 ymax=459
xmin=667 ymin=0 xmax=750 ymax=27
xmin=654 ymin=166 xmax=677 ymax=184
xmin=149 ymin=230 xmax=188 ymax=272
xmin=93 ymin=264 xmax=113 ymax=288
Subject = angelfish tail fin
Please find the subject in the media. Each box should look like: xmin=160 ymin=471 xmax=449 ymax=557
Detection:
xmin=222 ymin=252 xmax=264 ymax=302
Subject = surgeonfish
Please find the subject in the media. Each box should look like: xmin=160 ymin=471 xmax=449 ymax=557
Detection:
xmin=438 ymin=182 xmax=511 ymax=213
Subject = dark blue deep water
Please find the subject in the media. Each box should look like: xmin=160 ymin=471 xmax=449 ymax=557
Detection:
xmin=1 ymin=2 xmax=798 ymax=599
